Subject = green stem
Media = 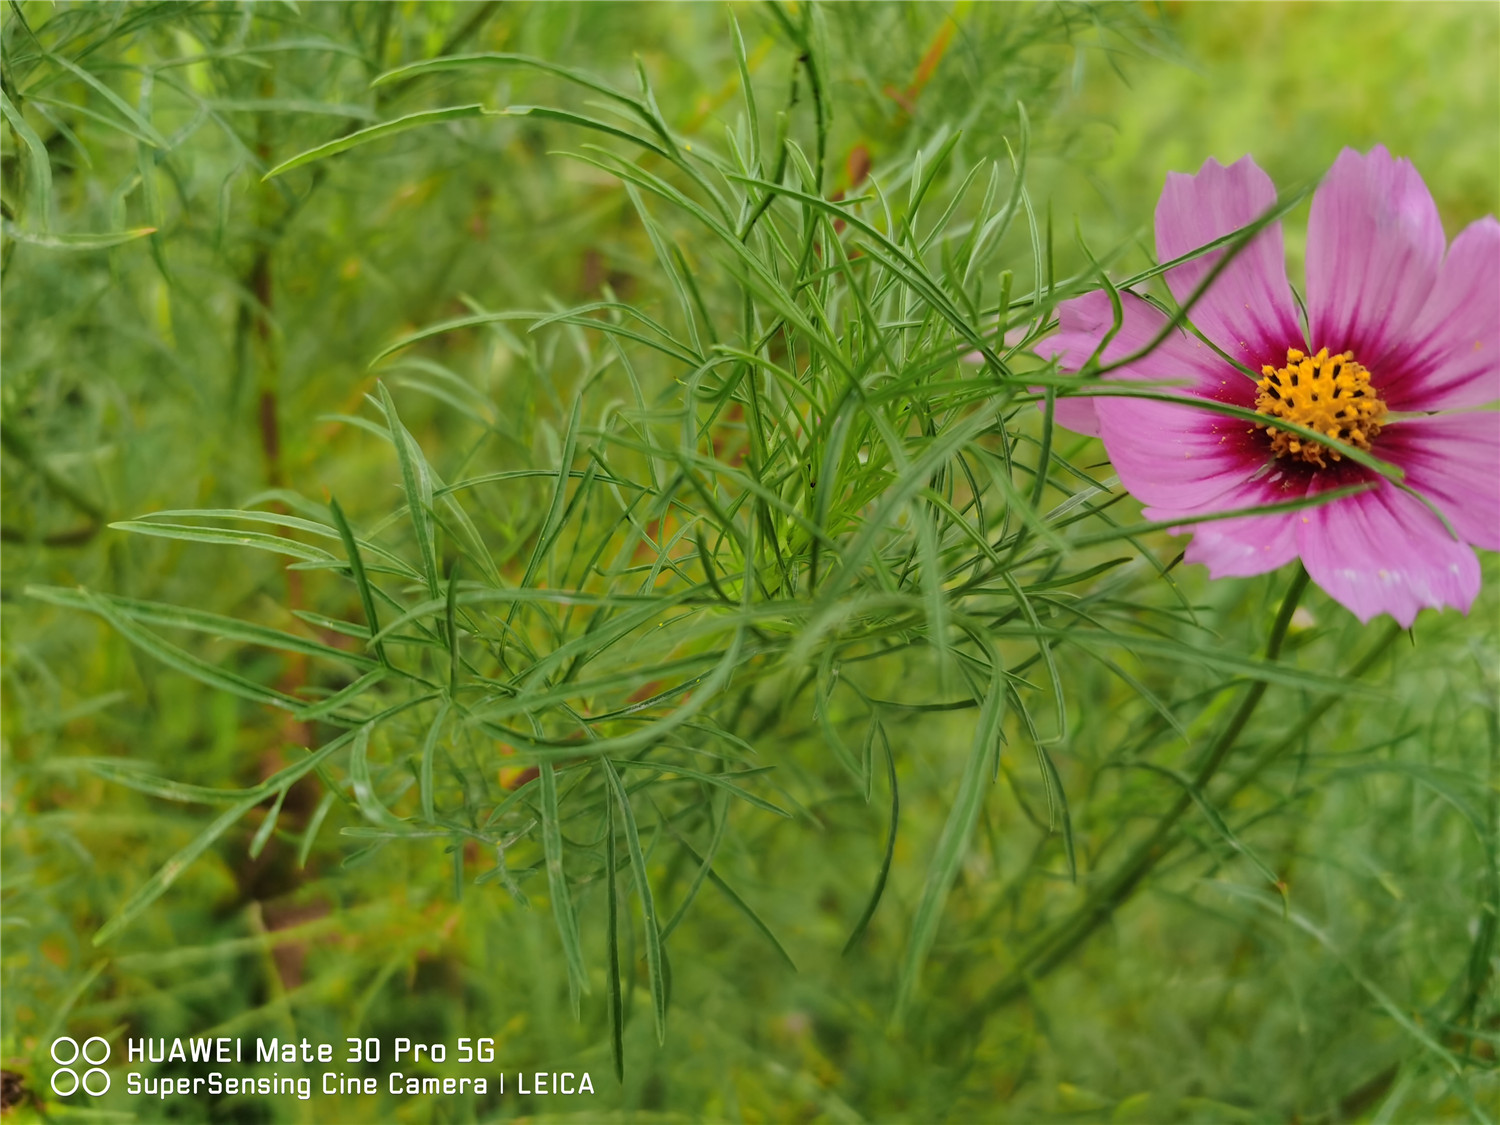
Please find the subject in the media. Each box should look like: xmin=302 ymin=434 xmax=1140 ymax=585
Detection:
xmin=1214 ymin=617 xmax=1400 ymax=808
xmin=981 ymin=565 xmax=1313 ymax=1008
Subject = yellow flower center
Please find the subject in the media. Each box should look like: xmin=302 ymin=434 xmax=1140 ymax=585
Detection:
xmin=1254 ymin=347 xmax=1386 ymax=467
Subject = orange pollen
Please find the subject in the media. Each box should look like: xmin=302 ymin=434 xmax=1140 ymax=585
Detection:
xmin=1254 ymin=347 xmax=1386 ymax=467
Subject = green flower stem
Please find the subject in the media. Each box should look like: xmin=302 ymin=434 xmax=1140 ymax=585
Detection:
xmin=1147 ymin=616 xmax=1402 ymax=883
xmin=1215 ymin=616 xmax=1402 ymax=808
xmin=981 ymin=564 xmax=1313 ymax=1009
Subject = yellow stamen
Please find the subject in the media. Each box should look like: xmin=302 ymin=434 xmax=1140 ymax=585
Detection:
xmin=1254 ymin=347 xmax=1386 ymax=467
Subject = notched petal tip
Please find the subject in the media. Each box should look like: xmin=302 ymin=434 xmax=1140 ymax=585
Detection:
xmin=1307 ymin=145 xmax=1446 ymax=365
xmin=1154 ymin=153 xmax=1302 ymax=371
xmin=1297 ymin=485 xmax=1482 ymax=628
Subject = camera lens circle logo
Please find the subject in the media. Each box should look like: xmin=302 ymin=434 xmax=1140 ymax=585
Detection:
xmin=50 ymin=1037 xmax=111 ymax=1097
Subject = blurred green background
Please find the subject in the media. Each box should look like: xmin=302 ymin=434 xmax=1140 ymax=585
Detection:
xmin=3 ymin=2 xmax=1497 ymax=1122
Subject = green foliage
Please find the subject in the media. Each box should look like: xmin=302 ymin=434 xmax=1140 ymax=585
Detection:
xmin=3 ymin=3 xmax=1496 ymax=1122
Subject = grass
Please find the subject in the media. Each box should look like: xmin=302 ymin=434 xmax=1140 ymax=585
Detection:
xmin=3 ymin=2 xmax=1497 ymax=1122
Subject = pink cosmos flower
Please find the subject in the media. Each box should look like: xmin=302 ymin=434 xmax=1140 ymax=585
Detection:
xmin=1038 ymin=147 xmax=1499 ymax=627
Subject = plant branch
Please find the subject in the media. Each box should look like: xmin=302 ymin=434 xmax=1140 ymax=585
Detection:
xmin=979 ymin=565 xmax=1312 ymax=1009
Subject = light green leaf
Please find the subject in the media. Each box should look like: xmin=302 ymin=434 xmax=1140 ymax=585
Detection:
xmin=263 ymin=104 xmax=488 ymax=179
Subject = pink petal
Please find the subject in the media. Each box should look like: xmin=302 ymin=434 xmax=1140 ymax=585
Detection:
xmin=1035 ymin=289 xmax=1253 ymax=439
xmin=1048 ymin=396 xmax=1103 ymax=438
xmin=1379 ymin=413 xmax=1500 ymax=552
xmin=1150 ymin=472 xmax=1307 ymax=578
xmin=1376 ymin=217 xmax=1500 ymax=412
xmin=1048 ymin=290 xmax=1272 ymax=516
xmin=1307 ymin=146 xmax=1446 ymax=369
xmin=1155 ymin=155 xmax=1305 ymax=372
xmin=1100 ymin=389 xmax=1268 ymax=514
xmin=1296 ymin=481 xmax=1481 ymax=627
